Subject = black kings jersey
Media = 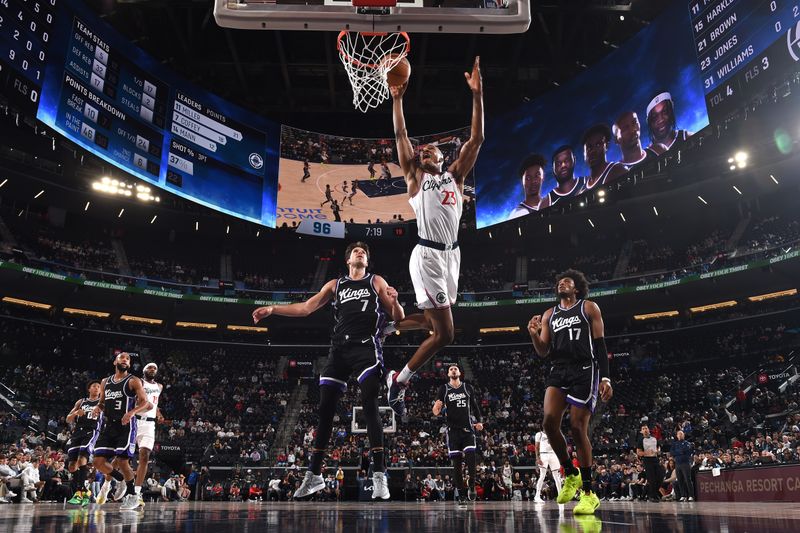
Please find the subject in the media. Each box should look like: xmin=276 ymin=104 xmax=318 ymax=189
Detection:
xmin=331 ymin=274 xmax=388 ymax=345
xmin=437 ymin=382 xmax=481 ymax=431
xmin=548 ymin=299 xmax=595 ymax=366
xmin=74 ymin=398 xmax=101 ymax=433
xmin=104 ymin=374 xmax=135 ymax=423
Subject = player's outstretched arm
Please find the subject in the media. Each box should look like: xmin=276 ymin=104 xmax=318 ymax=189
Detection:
xmin=252 ymin=279 xmax=336 ymax=322
xmin=528 ymin=308 xmax=553 ymax=358
xmin=390 ymin=83 xmax=419 ymax=196
xmin=449 ymin=56 xmax=484 ymax=190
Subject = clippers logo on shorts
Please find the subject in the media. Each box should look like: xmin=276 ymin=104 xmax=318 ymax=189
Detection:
xmin=436 ymin=292 xmax=447 ymax=304
xmin=551 ymin=315 xmax=581 ymax=333
xmin=789 ymin=21 xmax=800 ymax=62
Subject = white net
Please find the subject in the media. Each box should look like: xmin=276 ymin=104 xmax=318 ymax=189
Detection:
xmin=337 ymin=31 xmax=410 ymax=113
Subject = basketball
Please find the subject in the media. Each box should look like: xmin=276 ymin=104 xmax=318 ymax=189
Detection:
xmin=385 ymin=55 xmax=411 ymax=87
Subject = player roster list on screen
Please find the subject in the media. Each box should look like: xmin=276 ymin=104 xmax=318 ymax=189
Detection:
xmin=690 ymin=0 xmax=800 ymax=122
xmin=35 ymin=0 xmax=281 ymax=227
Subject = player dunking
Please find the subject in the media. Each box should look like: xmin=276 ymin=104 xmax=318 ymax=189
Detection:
xmin=432 ymin=365 xmax=483 ymax=504
xmin=91 ymin=352 xmax=152 ymax=511
xmin=384 ymin=57 xmax=484 ymax=417
xmin=252 ymin=242 xmax=404 ymax=500
xmin=133 ymin=362 xmax=163 ymax=508
xmin=65 ymin=380 xmax=102 ymax=506
xmin=527 ymin=270 xmax=612 ymax=515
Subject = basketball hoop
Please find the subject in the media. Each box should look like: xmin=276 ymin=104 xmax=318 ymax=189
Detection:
xmin=337 ymin=31 xmax=411 ymax=112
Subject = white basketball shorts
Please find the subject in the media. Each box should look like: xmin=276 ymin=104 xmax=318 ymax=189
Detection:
xmin=409 ymin=244 xmax=460 ymax=310
xmin=136 ymin=421 xmax=156 ymax=450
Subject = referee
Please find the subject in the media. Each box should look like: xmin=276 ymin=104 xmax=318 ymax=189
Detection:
xmin=637 ymin=425 xmax=662 ymax=502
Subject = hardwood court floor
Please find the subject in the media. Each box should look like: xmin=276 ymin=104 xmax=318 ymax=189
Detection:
xmin=2 ymin=500 xmax=799 ymax=532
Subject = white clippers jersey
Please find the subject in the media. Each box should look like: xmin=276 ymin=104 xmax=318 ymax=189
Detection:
xmin=409 ymin=171 xmax=462 ymax=244
xmin=535 ymin=431 xmax=554 ymax=454
xmin=141 ymin=381 xmax=162 ymax=419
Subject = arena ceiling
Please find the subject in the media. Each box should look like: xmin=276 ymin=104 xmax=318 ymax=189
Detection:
xmin=87 ymin=0 xmax=674 ymax=135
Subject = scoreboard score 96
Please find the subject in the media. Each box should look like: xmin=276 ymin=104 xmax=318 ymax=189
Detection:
xmin=690 ymin=0 xmax=800 ymax=122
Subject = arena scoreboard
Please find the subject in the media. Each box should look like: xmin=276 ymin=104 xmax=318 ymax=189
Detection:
xmin=691 ymin=0 xmax=800 ymax=122
xmin=0 ymin=0 xmax=57 ymax=112
xmin=1 ymin=0 xmax=280 ymax=227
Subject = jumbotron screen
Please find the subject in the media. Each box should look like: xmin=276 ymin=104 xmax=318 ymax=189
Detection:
xmin=474 ymin=3 xmax=712 ymax=229
xmin=276 ymin=126 xmax=475 ymax=226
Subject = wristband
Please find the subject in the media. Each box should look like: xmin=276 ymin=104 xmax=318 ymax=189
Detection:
xmin=601 ymin=377 xmax=612 ymax=384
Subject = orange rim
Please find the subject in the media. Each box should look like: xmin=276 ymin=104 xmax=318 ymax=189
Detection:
xmin=337 ymin=31 xmax=410 ymax=70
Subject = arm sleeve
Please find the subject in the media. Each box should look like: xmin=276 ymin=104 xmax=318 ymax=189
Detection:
xmin=593 ymin=336 xmax=610 ymax=379
xmin=468 ymin=384 xmax=483 ymax=422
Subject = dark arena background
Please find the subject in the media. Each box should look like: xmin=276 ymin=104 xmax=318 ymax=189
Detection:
xmin=1 ymin=0 xmax=800 ymax=532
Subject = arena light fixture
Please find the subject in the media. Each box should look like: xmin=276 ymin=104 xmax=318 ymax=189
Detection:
xmin=227 ymin=325 xmax=269 ymax=333
xmin=588 ymin=218 xmax=595 ymax=228
xmin=652 ymin=206 xmax=659 ymax=216
xmin=733 ymin=151 xmax=748 ymax=168
xmin=0 ymin=178 xmax=7 ymax=188
xmin=597 ymin=190 xmax=606 ymax=197
xmin=579 ymin=201 xmax=585 ymax=207
xmin=63 ymin=307 xmax=110 ymax=318
xmin=598 ymin=197 xmax=606 ymax=204
xmin=620 ymin=212 xmax=626 ymax=222
xmin=732 ymin=186 xmax=742 ymax=195
xmin=150 ymin=215 xmax=157 ymax=224
xmin=697 ymin=196 xmax=708 ymax=205
xmin=120 ymin=314 xmax=163 ymax=325
xmin=770 ymin=174 xmax=779 ymax=184
xmin=689 ymin=300 xmax=737 ymax=314
xmin=227 ymin=225 xmax=231 ymax=235
xmin=518 ymin=226 xmax=522 ymax=236
xmin=84 ymin=201 xmax=90 ymax=211
xmin=548 ymin=224 xmax=552 ymax=234
xmin=195 ymin=221 xmax=199 ymax=231
xmin=34 ymin=189 xmax=44 ymax=199
xmin=479 ymin=326 xmax=521 ymax=334
xmin=2 ymin=296 xmax=52 ymax=310
xmin=176 ymin=321 xmax=217 ymax=329
xmin=118 ymin=208 xmax=125 ymax=218
xmin=633 ymin=310 xmax=679 ymax=321
xmin=729 ymin=165 xmax=737 ymax=171
xmin=256 ymin=230 xmax=260 ymax=237
xmin=748 ymin=288 xmax=797 ymax=302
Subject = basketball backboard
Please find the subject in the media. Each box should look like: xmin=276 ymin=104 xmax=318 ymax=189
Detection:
xmin=214 ymin=0 xmax=531 ymax=34
xmin=351 ymin=406 xmax=397 ymax=434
